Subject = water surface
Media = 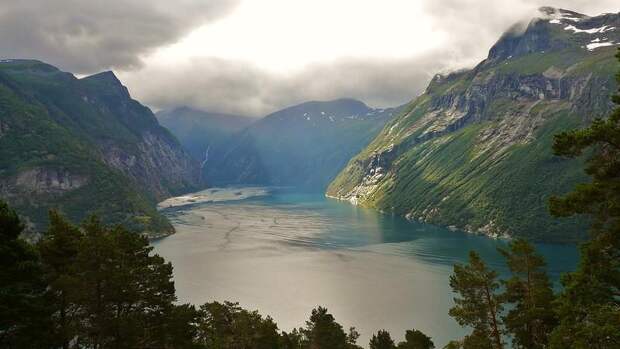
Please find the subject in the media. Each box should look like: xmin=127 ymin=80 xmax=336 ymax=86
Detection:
xmin=153 ymin=187 xmax=578 ymax=347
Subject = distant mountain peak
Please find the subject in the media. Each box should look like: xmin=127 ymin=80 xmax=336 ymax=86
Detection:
xmin=0 ymin=59 xmax=62 ymax=74
xmin=81 ymin=70 xmax=121 ymax=84
xmin=80 ymin=70 xmax=130 ymax=98
xmin=538 ymin=7 xmax=588 ymax=21
xmin=486 ymin=8 xmax=618 ymax=63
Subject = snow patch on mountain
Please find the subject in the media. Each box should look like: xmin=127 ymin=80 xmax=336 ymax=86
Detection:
xmin=564 ymin=25 xmax=615 ymax=34
xmin=587 ymin=41 xmax=616 ymax=50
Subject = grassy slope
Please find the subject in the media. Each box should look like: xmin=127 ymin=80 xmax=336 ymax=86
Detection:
xmin=328 ymin=46 xmax=618 ymax=242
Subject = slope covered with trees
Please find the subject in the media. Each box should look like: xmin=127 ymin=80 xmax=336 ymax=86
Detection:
xmin=0 ymin=60 xmax=200 ymax=236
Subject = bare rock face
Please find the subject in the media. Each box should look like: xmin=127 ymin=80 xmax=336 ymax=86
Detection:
xmin=15 ymin=168 xmax=88 ymax=193
xmin=80 ymin=70 xmax=201 ymax=199
xmin=101 ymin=130 xmax=200 ymax=200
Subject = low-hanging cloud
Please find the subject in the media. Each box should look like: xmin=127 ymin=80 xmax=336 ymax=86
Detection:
xmin=0 ymin=0 xmax=239 ymax=73
xmin=120 ymin=53 xmax=458 ymax=117
xmin=121 ymin=0 xmax=618 ymax=117
xmin=1 ymin=0 xmax=617 ymax=116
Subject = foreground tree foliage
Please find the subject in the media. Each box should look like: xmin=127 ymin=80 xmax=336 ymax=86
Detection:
xmin=0 ymin=201 xmax=50 ymax=348
xmin=396 ymin=329 xmax=434 ymax=349
xmin=448 ymin=49 xmax=620 ymax=349
xmin=545 ymin=48 xmax=620 ymax=349
xmin=370 ymin=330 xmax=396 ymax=349
xmin=499 ymin=239 xmax=556 ymax=349
xmin=449 ymin=252 xmax=504 ymax=349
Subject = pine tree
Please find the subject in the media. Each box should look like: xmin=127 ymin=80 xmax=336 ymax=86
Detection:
xmin=449 ymin=251 xmax=504 ymax=349
xmin=195 ymin=301 xmax=281 ymax=349
xmin=370 ymin=329 xmax=396 ymax=349
xmin=0 ymin=201 xmax=49 ymax=348
xmin=74 ymin=217 xmax=178 ymax=348
xmin=38 ymin=210 xmax=83 ymax=349
xmin=280 ymin=328 xmax=304 ymax=349
xmin=301 ymin=306 xmax=360 ymax=349
xmin=498 ymin=239 xmax=556 ymax=349
xmin=547 ymin=49 xmax=620 ymax=348
xmin=397 ymin=329 xmax=434 ymax=349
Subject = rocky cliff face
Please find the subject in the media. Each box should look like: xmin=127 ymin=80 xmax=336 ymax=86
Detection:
xmin=79 ymin=71 xmax=200 ymax=199
xmin=0 ymin=60 xmax=200 ymax=236
xmin=327 ymin=8 xmax=619 ymax=242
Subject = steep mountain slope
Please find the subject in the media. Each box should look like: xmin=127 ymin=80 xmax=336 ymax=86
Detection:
xmin=156 ymin=107 xmax=256 ymax=161
xmin=206 ymin=98 xmax=399 ymax=190
xmin=327 ymin=8 xmax=620 ymax=242
xmin=0 ymin=60 xmax=199 ymax=236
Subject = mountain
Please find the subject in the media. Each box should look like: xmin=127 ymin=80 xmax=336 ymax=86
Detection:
xmin=327 ymin=8 xmax=620 ymax=242
xmin=0 ymin=59 xmax=200 ymax=237
xmin=156 ymin=107 xmax=256 ymax=161
xmin=206 ymin=98 xmax=400 ymax=190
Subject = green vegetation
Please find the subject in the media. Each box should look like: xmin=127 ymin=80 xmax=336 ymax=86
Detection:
xmin=0 ymin=60 xmax=198 ymax=236
xmin=327 ymin=34 xmax=619 ymax=242
xmin=445 ymin=48 xmax=620 ymax=349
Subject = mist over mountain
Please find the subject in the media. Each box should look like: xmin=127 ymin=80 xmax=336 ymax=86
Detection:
xmin=156 ymin=107 xmax=256 ymax=161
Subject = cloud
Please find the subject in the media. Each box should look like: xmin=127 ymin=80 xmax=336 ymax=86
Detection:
xmin=119 ymin=55 xmax=451 ymax=117
xmin=1 ymin=0 xmax=617 ymax=116
xmin=0 ymin=0 xmax=239 ymax=73
xmin=120 ymin=0 xmax=618 ymax=117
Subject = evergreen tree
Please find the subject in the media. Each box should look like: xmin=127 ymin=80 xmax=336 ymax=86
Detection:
xmin=370 ymin=329 xmax=396 ymax=349
xmin=442 ymin=340 xmax=462 ymax=349
xmin=547 ymin=49 xmax=620 ymax=348
xmin=280 ymin=328 xmax=304 ymax=349
xmin=75 ymin=217 xmax=178 ymax=348
xmin=195 ymin=301 xmax=281 ymax=349
xmin=38 ymin=210 xmax=83 ymax=349
xmin=449 ymin=251 xmax=504 ymax=349
xmin=498 ymin=239 xmax=556 ymax=349
xmin=0 ymin=200 xmax=49 ymax=348
xmin=397 ymin=329 xmax=434 ymax=349
xmin=301 ymin=306 xmax=361 ymax=349
xmin=161 ymin=304 xmax=202 ymax=349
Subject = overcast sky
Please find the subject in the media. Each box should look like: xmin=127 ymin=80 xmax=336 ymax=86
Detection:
xmin=0 ymin=0 xmax=617 ymax=117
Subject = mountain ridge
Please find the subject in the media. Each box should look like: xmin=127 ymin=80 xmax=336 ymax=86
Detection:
xmin=0 ymin=59 xmax=200 ymax=236
xmin=205 ymin=98 xmax=401 ymax=190
xmin=326 ymin=8 xmax=619 ymax=242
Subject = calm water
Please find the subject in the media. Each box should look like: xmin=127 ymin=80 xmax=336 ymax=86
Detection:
xmin=152 ymin=187 xmax=578 ymax=347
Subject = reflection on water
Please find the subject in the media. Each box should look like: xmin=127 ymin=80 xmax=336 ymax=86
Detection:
xmin=153 ymin=187 xmax=578 ymax=347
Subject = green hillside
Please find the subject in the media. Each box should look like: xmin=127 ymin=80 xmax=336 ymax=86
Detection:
xmin=327 ymin=9 xmax=620 ymax=242
xmin=0 ymin=60 xmax=199 ymax=236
